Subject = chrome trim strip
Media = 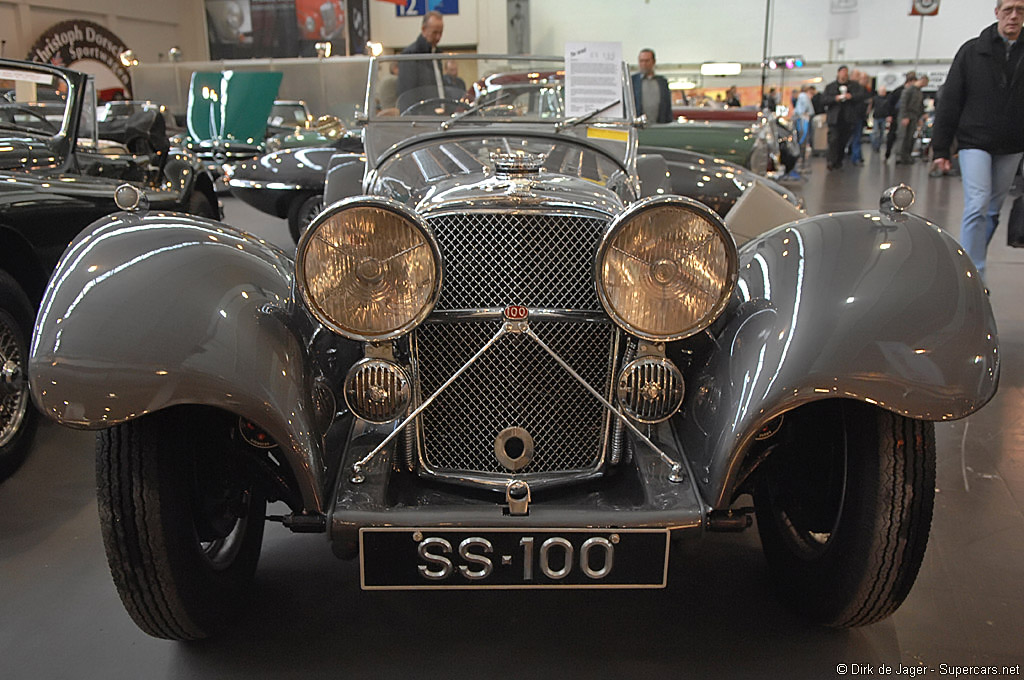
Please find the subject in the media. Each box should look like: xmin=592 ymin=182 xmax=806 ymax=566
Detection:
xmin=426 ymin=309 xmax=611 ymax=323
xmin=523 ymin=326 xmax=686 ymax=482
xmin=226 ymin=178 xmax=312 ymax=191
xmin=351 ymin=321 xmax=508 ymax=482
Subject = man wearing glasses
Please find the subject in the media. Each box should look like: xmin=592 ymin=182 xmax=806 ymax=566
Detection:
xmin=931 ymin=0 xmax=1024 ymax=282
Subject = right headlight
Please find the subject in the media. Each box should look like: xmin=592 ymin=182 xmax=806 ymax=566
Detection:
xmin=296 ymin=197 xmax=442 ymax=341
xmin=596 ymin=196 xmax=737 ymax=341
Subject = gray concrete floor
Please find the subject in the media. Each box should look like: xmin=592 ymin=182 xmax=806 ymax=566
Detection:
xmin=1 ymin=151 xmax=1022 ymax=679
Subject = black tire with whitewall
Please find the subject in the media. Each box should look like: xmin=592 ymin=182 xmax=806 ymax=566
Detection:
xmin=0 ymin=269 xmax=38 ymax=483
xmin=753 ymin=400 xmax=935 ymax=627
xmin=96 ymin=407 xmax=266 ymax=640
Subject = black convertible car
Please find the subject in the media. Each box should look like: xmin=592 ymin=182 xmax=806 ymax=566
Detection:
xmin=0 ymin=58 xmax=219 ymax=480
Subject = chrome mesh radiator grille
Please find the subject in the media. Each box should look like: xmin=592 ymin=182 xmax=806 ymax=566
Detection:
xmin=426 ymin=212 xmax=607 ymax=311
xmin=414 ymin=319 xmax=617 ymax=475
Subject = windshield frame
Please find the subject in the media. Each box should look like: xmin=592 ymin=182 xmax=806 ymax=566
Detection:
xmin=362 ymin=54 xmax=637 ymax=174
xmin=0 ymin=62 xmax=75 ymax=139
xmin=366 ymin=53 xmax=632 ymax=125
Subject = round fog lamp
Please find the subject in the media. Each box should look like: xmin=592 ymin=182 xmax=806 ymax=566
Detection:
xmin=344 ymin=359 xmax=411 ymax=423
xmin=616 ymin=356 xmax=685 ymax=423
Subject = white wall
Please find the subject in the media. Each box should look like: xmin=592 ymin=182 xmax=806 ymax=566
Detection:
xmin=528 ymin=0 xmax=997 ymax=65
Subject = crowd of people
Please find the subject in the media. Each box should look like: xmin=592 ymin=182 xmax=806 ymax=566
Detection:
xmin=390 ymin=3 xmax=1024 ymax=283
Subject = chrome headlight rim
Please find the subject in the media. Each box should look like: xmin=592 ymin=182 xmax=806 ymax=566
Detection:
xmin=595 ymin=195 xmax=739 ymax=342
xmin=295 ymin=195 xmax=443 ymax=342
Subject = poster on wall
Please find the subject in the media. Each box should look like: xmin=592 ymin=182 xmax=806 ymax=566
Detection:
xmin=27 ymin=20 xmax=134 ymax=99
xmin=207 ymin=0 xmax=351 ymax=59
xmin=347 ymin=0 xmax=370 ymax=55
xmin=394 ymin=0 xmax=459 ymax=17
xmin=296 ymin=0 xmax=345 ymax=41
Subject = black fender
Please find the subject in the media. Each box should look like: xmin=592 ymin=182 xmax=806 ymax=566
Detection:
xmin=324 ymin=153 xmax=367 ymax=205
xmin=679 ymin=209 xmax=999 ymax=508
xmin=29 ymin=211 xmax=327 ymax=512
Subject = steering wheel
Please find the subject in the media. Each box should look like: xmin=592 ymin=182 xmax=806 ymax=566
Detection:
xmin=0 ymin=103 xmax=59 ymax=134
xmin=400 ymin=97 xmax=465 ymax=116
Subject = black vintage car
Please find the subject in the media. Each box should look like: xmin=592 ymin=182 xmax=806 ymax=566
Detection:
xmin=0 ymin=58 xmax=219 ymax=480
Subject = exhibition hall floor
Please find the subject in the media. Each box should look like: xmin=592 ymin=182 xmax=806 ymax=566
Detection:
xmin=2 ymin=151 xmax=1022 ymax=679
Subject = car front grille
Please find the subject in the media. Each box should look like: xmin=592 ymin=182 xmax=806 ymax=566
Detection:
xmin=409 ymin=209 xmax=617 ymax=482
xmin=426 ymin=212 xmax=607 ymax=311
xmin=413 ymin=318 xmax=617 ymax=477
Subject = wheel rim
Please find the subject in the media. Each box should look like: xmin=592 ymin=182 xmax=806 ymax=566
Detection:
xmin=298 ymin=197 xmax=323 ymax=237
xmin=0 ymin=312 xmax=29 ymax=449
xmin=195 ymin=488 xmax=253 ymax=571
xmin=198 ymin=514 xmax=249 ymax=570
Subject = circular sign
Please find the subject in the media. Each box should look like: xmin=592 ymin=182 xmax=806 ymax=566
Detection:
xmin=27 ymin=20 xmax=133 ymax=98
xmin=912 ymin=0 xmax=940 ymax=16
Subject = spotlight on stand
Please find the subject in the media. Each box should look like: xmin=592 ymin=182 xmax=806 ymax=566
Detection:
xmin=315 ymin=41 xmax=332 ymax=58
xmin=168 ymin=46 xmax=182 ymax=63
xmin=366 ymin=41 xmax=384 ymax=57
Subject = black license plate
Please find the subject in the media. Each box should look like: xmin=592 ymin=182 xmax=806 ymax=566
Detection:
xmin=359 ymin=527 xmax=669 ymax=589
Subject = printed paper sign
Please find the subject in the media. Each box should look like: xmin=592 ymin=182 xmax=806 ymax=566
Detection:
xmin=564 ymin=42 xmax=623 ymax=119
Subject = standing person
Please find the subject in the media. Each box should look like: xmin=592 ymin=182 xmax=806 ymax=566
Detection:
xmin=809 ymin=85 xmax=824 ymax=115
xmin=870 ymin=85 xmax=889 ymax=153
xmin=932 ymin=0 xmax=1024 ymax=282
xmin=885 ymin=71 xmax=916 ymax=161
xmin=793 ymin=85 xmax=814 ymax=164
xmin=397 ymin=10 xmax=444 ymax=110
xmin=845 ymin=70 xmax=870 ymax=166
xmin=442 ymin=60 xmax=466 ymax=92
xmin=725 ymin=86 xmax=741 ymax=107
xmin=631 ymin=49 xmax=673 ymax=123
xmin=895 ymin=75 xmax=927 ymax=164
xmin=823 ymin=65 xmax=867 ymax=170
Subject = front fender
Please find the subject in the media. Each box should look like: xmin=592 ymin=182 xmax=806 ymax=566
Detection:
xmin=682 ymin=210 xmax=999 ymax=508
xmin=29 ymin=211 xmax=326 ymax=512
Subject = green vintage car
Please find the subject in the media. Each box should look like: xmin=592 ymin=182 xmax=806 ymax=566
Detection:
xmin=638 ymin=107 xmax=783 ymax=178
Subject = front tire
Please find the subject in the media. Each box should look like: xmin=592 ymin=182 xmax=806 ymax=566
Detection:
xmin=96 ymin=407 xmax=266 ymax=640
xmin=753 ymin=400 xmax=935 ymax=627
xmin=0 ymin=270 xmax=38 ymax=483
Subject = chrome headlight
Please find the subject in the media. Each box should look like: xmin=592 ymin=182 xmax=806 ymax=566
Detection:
xmin=596 ymin=196 xmax=737 ymax=341
xmin=296 ymin=197 xmax=442 ymax=341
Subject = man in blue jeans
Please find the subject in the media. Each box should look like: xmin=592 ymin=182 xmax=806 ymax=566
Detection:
xmin=932 ymin=0 xmax=1024 ymax=282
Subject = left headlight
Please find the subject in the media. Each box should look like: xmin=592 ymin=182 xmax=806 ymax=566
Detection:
xmin=596 ymin=196 xmax=737 ymax=341
xmin=296 ymin=197 xmax=442 ymax=341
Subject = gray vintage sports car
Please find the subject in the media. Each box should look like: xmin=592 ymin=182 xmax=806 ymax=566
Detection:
xmin=29 ymin=54 xmax=998 ymax=640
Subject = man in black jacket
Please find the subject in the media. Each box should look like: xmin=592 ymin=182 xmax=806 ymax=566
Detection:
xmin=823 ymin=65 xmax=867 ymax=170
xmin=396 ymin=10 xmax=445 ymax=113
xmin=932 ymin=0 xmax=1024 ymax=281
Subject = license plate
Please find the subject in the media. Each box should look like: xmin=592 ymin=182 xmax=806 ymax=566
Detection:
xmin=359 ymin=527 xmax=670 ymax=589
